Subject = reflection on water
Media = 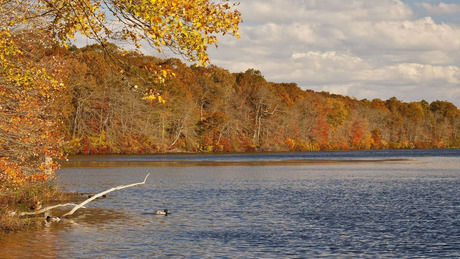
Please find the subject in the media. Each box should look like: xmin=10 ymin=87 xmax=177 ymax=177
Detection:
xmin=0 ymin=226 xmax=61 ymax=258
xmin=0 ymin=207 xmax=127 ymax=258
xmin=61 ymin=158 xmax=410 ymax=168
xmin=1 ymin=149 xmax=460 ymax=258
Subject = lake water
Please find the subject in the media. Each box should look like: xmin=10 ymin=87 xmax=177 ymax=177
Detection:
xmin=1 ymin=149 xmax=460 ymax=258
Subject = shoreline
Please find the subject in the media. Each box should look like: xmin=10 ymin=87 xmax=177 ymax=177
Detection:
xmin=59 ymin=148 xmax=458 ymax=168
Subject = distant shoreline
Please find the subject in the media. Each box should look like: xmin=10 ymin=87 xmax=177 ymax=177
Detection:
xmin=59 ymin=148 xmax=459 ymax=168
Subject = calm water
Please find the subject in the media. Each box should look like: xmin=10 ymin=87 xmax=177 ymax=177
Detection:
xmin=1 ymin=149 xmax=460 ymax=258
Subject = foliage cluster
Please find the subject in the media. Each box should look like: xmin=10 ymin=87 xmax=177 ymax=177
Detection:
xmin=57 ymin=46 xmax=460 ymax=154
xmin=0 ymin=27 xmax=69 ymax=190
xmin=1 ymin=0 xmax=241 ymax=189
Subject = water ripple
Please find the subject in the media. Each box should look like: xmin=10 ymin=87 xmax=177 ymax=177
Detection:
xmin=1 ymin=150 xmax=459 ymax=258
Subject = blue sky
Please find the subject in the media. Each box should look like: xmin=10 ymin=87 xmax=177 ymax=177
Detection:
xmin=204 ymin=0 xmax=460 ymax=107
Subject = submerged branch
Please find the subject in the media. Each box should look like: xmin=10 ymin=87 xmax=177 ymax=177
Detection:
xmin=62 ymin=173 xmax=150 ymax=217
xmin=19 ymin=203 xmax=83 ymax=217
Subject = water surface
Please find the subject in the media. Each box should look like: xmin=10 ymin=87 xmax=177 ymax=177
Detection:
xmin=1 ymin=149 xmax=459 ymax=258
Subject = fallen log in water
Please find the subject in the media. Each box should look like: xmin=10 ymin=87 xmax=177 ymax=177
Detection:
xmin=18 ymin=173 xmax=150 ymax=219
xmin=19 ymin=203 xmax=84 ymax=217
xmin=63 ymin=173 xmax=150 ymax=217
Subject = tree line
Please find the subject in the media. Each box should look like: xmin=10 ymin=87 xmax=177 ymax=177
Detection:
xmin=55 ymin=44 xmax=460 ymax=154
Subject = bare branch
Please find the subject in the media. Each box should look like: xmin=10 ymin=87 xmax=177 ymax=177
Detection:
xmin=62 ymin=173 xmax=150 ymax=217
xmin=19 ymin=203 xmax=83 ymax=216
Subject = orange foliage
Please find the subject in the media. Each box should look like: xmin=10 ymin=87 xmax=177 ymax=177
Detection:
xmin=59 ymin=56 xmax=459 ymax=153
xmin=0 ymin=29 xmax=69 ymax=188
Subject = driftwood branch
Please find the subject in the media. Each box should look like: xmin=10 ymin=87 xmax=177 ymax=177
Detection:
xmin=62 ymin=173 xmax=150 ymax=217
xmin=19 ymin=203 xmax=83 ymax=217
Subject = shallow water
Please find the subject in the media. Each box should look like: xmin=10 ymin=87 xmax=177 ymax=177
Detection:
xmin=1 ymin=149 xmax=460 ymax=258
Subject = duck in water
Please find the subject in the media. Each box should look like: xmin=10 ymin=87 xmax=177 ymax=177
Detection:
xmin=155 ymin=209 xmax=169 ymax=215
xmin=46 ymin=215 xmax=61 ymax=222
xmin=44 ymin=211 xmax=61 ymax=222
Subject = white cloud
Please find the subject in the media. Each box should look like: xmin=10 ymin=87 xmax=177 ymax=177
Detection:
xmin=207 ymin=0 xmax=460 ymax=106
xmin=372 ymin=17 xmax=460 ymax=51
xmin=393 ymin=63 xmax=460 ymax=84
xmin=290 ymin=51 xmax=368 ymax=81
xmin=418 ymin=2 xmax=460 ymax=15
xmin=288 ymin=51 xmax=460 ymax=85
xmin=240 ymin=0 xmax=414 ymax=24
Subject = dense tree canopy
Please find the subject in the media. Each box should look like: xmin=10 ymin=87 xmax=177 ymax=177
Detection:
xmin=0 ymin=0 xmax=241 ymax=189
xmin=2 ymin=0 xmax=241 ymax=64
xmin=43 ymin=46 xmax=459 ymax=155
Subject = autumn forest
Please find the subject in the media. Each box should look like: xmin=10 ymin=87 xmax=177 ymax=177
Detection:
xmin=1 ymin=0 xmax=459 ymax=192
xmin=46 ymin=43 xmax=459 ymax=155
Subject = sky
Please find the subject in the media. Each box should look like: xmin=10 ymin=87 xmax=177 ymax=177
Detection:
xmin=75 ymin=0 xmax=460 ymax=107
xmin=203 ymin=0 xmax=460 ymax=107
